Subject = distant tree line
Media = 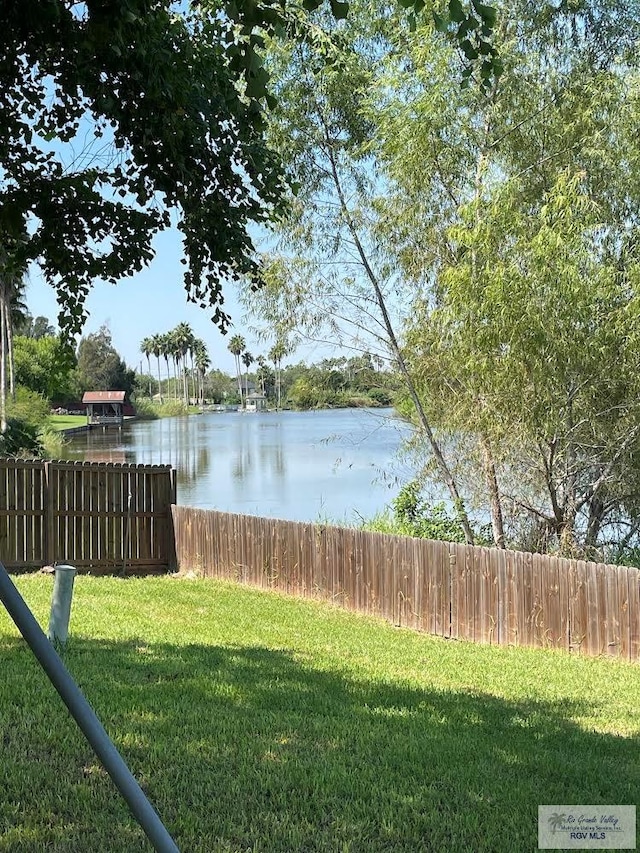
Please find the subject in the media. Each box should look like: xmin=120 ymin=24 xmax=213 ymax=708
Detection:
xmin=137 ymin=327 xmax=399 ymax=411
xmin=281 ymin=354 xmax=398 ymax=410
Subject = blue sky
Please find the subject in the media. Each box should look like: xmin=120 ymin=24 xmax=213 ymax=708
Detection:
xmin=20 ymin=80 xmax=335 ymax=378
xmin=26 ymin=225 xmax=332 ymax=378
xmin=20 ymin=78 xmax=348 ymax=378
xmin=27 ymin=227 xmax=240 ymax=375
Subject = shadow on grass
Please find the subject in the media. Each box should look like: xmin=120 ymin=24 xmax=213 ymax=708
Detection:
xmin=1 ymin=636 xmax=638 ymax=852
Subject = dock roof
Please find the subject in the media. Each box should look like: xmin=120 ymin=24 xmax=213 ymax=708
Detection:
xmin=82 ymin=391 xmax=127 ymax=403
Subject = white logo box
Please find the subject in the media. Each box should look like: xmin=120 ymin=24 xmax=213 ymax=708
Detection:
xmin=539 ymin=806 xmax=636 ymax=850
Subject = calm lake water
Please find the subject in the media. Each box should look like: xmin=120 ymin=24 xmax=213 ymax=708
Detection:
xmin=61 ymin=408 xmax=413 ymax=523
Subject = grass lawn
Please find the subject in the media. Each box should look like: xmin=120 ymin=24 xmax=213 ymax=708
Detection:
xmin=48 ymin=415 xmax=87 ymax=432
xmin=1 ymin=575 xmax=638 ymax=852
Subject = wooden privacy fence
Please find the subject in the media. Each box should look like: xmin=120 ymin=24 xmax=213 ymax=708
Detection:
xmin=172 ymin=506 xmax=640 ymax=662
xmin=0 ymin=459 xmax=176 ymax=573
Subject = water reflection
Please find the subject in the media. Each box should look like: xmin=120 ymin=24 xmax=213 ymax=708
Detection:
xmin=231 ymin=448 xmax=251 ymax=481
xmin=83 ymin=446 xmax=128 ymax=465
xmin=61 ymin=409 xmax=411 ymax=523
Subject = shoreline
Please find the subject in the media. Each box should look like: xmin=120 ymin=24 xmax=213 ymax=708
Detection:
xmin=58 ymin=416 xmax=141 ymax=437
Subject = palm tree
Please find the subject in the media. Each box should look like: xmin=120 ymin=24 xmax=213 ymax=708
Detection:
xmin=150 ymin=333 xmax=164 ymax=402
xmin=140 ymin=337 xmax=154 ymax=397
xmin=173 ymin=322 xmax=194 ymax=405
xmin=227 ymin=334 xmax=245 ymax=405
xmin=241 ymin=350 xmax=254 ymax=406
xmin=188 ymin=333 xmax=201 ymax=405
xmin=165 ymin=328 xmax=181 ymax=401
xmin=188 ymin=339 xmax=197 ymax=403
xmin=8 ymin=280 xmax=29 ymax=349
xmin=548 ymin=814 xmax=567 ymax=834
xmin=159 ymin=332 xmax=173 ymax=400
xmin=269 ymin=340 xmax=287 ymax=411
xmin=256 ymin=355 xmax=267 ymax=395
xmin=193 ymin=339 xmax=210 ymax=409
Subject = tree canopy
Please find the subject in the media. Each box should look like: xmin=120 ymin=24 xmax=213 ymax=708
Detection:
xmin=243 ymin=0 xmax=640 ymax=558
xmin=1 ymin=0 xmax=499 ymax=340
xmin=14 ymin=333 xmax=78 ymax=401
xmin=1 ymin=0 xmax=292 ymax=337
xmin=76 ymin=324 xmax=135 ymax=395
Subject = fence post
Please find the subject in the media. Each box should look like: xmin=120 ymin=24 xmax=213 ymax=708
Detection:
xmin=48 ymin=564 xmax=77 ymax=646
xmin=448 ymin=543 xmax=456 ymax=640
xmin=167 ymin=469 xmax=177 ymax=572
xmin=121 ymin=471 xmax=133 ymax=578
xmin=44 ymin=461 xmax=57 ymax=566
xmin=169 ymin=467 xmax=177 ymax=505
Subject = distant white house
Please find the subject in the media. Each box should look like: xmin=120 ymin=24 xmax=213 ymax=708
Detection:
xmin=245 ymin=393 xmax=267 ymax=412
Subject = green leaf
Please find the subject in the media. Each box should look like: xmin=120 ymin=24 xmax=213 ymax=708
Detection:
xmin=329 ymin=0 xmax=349 ymax=19
xmin=433 ymin=11 xmax=449 ymax=31
xmin=480 ymin=59 xmax=494 ymax=78
xmin=471 ymin=1 xmax=497 ymax=28
xmin=458 ymin=17 xmax=478 ymax=36
xmin=460 ymin=39 xmax=479 ymax=60
xmin=448 ymin=0 xmax=465 ymax=24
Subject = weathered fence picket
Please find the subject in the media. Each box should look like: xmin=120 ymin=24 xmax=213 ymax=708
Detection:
xmin=171 ymin=506 xmax=640 ymax=662
xmin=0 ymin=459 xmax=176 ymax=573
xmin=3 ymin=463 xmax=637 ymax=661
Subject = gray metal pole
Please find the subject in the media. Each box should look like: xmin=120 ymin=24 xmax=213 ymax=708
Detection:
xmin=0 ymin=563 xmax=179 ymax=853
xmin=48 ymin=564 xmax=77 ymax=646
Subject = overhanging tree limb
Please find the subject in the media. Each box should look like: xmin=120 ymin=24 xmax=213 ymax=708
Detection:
xmin=321 ymin=116 xmax=476 ymax=544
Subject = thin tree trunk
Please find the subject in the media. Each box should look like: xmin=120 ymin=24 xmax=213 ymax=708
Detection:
xmin=561 ymin=393 xmax=578 ymax=555
xmin=156 ymin=357 xmax=163 ymax=403
xmin=182 ymin=356 xmax=188 ymax=407
xmin=235 ymin=356 xmax=243 ymax=405
xmin=0 ymin=287 xmax=7 ymax=433
xmin=480 ymin=434 xmax=505 ymax=548
xmin=190 ymin=353 xmax=197 ymax=404
xmin=584 ymin=490 xmax=606 ymax=555
xmin=5 ymin=297 xmax=15 ymax=402
xmin=324 ymin=133 xmax=475 ymax=544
